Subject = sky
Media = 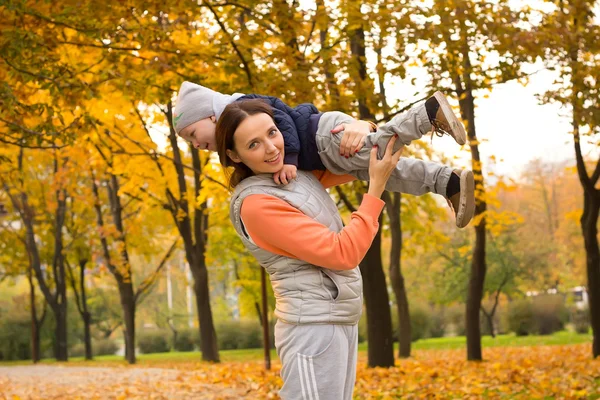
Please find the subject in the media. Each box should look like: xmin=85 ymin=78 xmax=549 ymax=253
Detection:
xmin=459 ymin=69 xmax=575 ymax=179
xmin=390 ymin=65 xmax=579 ymax=180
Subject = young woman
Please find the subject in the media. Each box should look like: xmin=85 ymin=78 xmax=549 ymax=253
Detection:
xmin=216 ymin=99 xmax=403 ymax=400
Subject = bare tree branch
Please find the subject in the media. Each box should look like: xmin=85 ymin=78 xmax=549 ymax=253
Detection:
xmin=590 ymin=158 xmax=600 ymax=186
xmin=303 ymin=9 xmax=318 ymax=57
xmin=134 ymin=239 xmax=179 ymax=304
xmin=335 ymin=187 xmax=357 ymax=213
xmin=436 ymin=250 xmax=464 ymax=269
xmin=65 ymin=259 xmax=84 ymax=315
xmin=0 ymin=135 xmax=68 ymax=149
xmin=109 ymin=129 xmax=229 ymax=191
xmin=0 ymin=55 xmax=61 ymax=85
xmin=21 ymin=9 xmax=103 ymax=34
xmin=206 ymin=1 xmax=281 ymax=35
xmin=202 ymin=0 xmax=254 ymax=87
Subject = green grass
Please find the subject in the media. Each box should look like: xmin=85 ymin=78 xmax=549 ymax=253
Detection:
xmin=394 ymin=330 xmax=592 ymax=351
xmin=0 ymin=347 xmax=280 ymax=366
xmin=0 ymin=330 xmax=591 ymax=367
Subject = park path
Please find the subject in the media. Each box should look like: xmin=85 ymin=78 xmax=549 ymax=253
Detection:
xmin=0 ymin=365 xmax=247 ymax=399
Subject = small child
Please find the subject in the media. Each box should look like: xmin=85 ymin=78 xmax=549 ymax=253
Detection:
xmin=174 ymin=82 xmax=475 ymax=228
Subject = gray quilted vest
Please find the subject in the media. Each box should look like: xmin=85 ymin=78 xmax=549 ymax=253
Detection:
xmin=229 ymin=171 xmax=363 ymax=325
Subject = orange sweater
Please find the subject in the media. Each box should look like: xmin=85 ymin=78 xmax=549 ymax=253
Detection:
xmin=240 ymin=170 xmax=385 ymax=270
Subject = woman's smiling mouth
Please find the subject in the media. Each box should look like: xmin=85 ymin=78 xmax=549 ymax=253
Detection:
xmin=265 ymin=153 xmax=281 ymax=164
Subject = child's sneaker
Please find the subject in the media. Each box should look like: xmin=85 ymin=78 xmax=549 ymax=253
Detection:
xmin=447 ymin=169 xmax=475 ymax=228
xmin=426 ymin=91 xmax=467 ymax=145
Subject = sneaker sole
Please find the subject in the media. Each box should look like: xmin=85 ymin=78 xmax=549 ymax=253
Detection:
xmin=434 ymin=91 xmax=467 ymax=146
xmin=457 ymin=169 xmax=475 ymax=228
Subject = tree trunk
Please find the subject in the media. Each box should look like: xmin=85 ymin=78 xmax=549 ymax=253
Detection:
xmin=80 ymin=260 xmax=93 ymax=360
xmin=489 ymin=319 xmax=496 ymax=339
xmin=192 ymin=271 xmax=219 ymax=362
xmin=20 ymin=197 xmax=67 ymax=361
xmin=271 ymin=0 xmax=312 ymax=103
xmin=165 ymin=103 xmax=219 ymax=363
xmin=569 ymin=37 xmax=600 ymax=358
xmin=384 ymin=192 xmax=411 ymax=358
xmin=255 ymin=302 xmax=263 ymax=326
xmin=349 ymin=26 xmax=374 ymax=121
xmin=83 ymin=311 xmax=92 ymax=360
xmin=53 ymin=194 xmax=69 ymax=363
xmin=348 ymin=19 xmax=394 ymax=367
xmin=54 ymin=303 xmax=68 ymax=361
xmin=68 ymin=256 xmax=94 ymax=360
xmin=582 ymin=191 xmax=600 ymax=358
xmin=52 ymin=159 xmax=69 ymax=361
xmin=191 ymin=147 xmax=219 ymax=363
xmin=444 ymin=5 xmax=488 ymax=361
xmin=32 ymin=317 xmax=41 ymax=363
xmin=7 ymin=148 xmax=67 ymax=361
xmin=316 ymin=0 xmax=341 ymax=109
xmin=261 ymin=268 xmax=271 ymax=370
xmin=119 ymin=281 xmax=136 ymax=364
xmin=169 ymin=325 xmax=178 ymax=351
xmin=458 ymin=87 xmax=486 ymax=362
xmin=28 ymin=269 xmax=40 ymax=363
xmin=91 ymin=168 xmax=140 ymax=365
xmin=359 ymin=224 xmax=395 ymax=368
xmin=394 ymin=278 xmax=411 ymax=358
xmin=466 ymin=221 xmax=486 ymax=361
xmin=481 ymin=309 xmax=496 ymax=338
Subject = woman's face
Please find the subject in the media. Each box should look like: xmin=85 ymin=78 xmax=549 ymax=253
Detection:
xmin=226 ymin=113 xmax=285 ymax=174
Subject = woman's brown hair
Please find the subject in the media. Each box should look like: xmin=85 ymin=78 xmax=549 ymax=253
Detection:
xmin=215 ymin=99 xmax=275 ymax=189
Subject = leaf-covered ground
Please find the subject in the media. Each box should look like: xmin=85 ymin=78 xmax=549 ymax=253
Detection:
xmin=0 ymin=365 xmax=244 ymax=399
xmin=1 ymin=344 xmax=599 ymax=399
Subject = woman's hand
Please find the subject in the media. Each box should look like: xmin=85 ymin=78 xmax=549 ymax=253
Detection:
xmin=367 ymin=134 xmax=404 ymax=198
xmin=331 ymin=120 xmax=373 ymax=158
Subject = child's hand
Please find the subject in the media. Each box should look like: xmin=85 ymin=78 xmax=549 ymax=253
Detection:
xmin=273 ymin=164 xmax=298 ymax=185
xmin=331 ymin=120 xmax=373 ymax=158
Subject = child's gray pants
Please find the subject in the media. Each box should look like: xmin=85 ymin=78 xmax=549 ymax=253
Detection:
xmin=315 ymin=104 xmax=452 ymax=196
xmin=275 ymin=320 xmax=359 ymax=400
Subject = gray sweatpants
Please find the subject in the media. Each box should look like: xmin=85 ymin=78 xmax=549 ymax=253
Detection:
xmin=275 ymin=320 xmax=359 ymax=400
xmin=315 ymin=104 xmax=453 ymax=196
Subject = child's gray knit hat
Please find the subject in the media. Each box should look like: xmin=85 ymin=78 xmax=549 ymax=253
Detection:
xmin=173 ymin=81 xmax=219 ymax=133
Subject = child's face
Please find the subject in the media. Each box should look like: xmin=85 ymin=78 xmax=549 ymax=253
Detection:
xmin=226 ymin=112 xmax=284 ymax=175
xmin=179 ymin=116 xmax=217 ymax=151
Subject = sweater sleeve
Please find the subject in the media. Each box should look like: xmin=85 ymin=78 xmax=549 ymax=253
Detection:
xmin=311 ymin=170 xmax=356 ymax=189
xmin=240 ymin=193 xmax=384 ymax=270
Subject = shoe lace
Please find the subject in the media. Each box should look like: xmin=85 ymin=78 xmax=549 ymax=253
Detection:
xmin=430 ymin=118 xmax=452 ymax=141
